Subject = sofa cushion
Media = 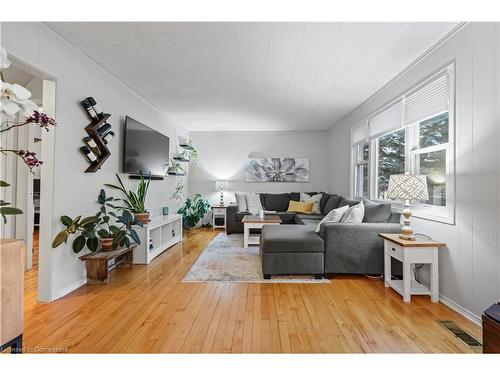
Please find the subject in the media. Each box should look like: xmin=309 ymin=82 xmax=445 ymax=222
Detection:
xmin=295 ymin=213 xmax=324 ymax=221
xmin=275 ymin=211 xmax=296 ymax=224
xmin=290 ymin=192 xmax=300 ymax=202
xmin=339 ymin=196 xmax=362 ymax=207
xmin=264 ymin=193 xmax=290 ymax=212
xmin=261 ymin=225 xmax=324 ymax=253
xmin=362 ymin=199 xmax=392 ymax=223
xmin=323 ymin=194 xmax=342 ymax=214
xmin=259 ymin=193 xmax=266 ymax=209
xmin=300 ymin=192 xmax=322 ymax=214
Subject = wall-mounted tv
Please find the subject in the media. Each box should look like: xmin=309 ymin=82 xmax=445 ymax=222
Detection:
xmin=122 ymin=116 xmax=169 ymax=177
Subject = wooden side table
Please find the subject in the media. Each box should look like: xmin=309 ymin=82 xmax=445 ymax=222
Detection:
xmin=379 ymin=233 xmax=446 ymax=303
xmin=242 ymin=215 xmax=282 ymax=248
xmin=79 ymin=245 xmax=136 ymax=285
xmin=212 ymin=205 xmax=227 ymax=230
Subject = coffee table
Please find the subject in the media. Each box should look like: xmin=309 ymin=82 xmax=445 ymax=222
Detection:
xmin=241 ymin=215 xmax=282 ymax=248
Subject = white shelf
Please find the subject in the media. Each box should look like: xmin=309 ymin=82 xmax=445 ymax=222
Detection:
xmin=133 ymin=214 xmax=183 ymax=264
xmin=387 ymin=279 xmax=431 ymax=296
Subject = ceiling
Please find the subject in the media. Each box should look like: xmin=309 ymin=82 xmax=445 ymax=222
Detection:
xmin=46 ymin=22 xmax=458 ymax=131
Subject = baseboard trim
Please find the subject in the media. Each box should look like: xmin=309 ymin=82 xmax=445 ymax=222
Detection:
xmin=439 ymin=293 xmax=481 ymax=326
xmin=58 ymin=278 xmax=86 ymax=300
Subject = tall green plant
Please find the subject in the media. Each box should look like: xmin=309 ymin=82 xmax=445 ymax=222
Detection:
xmin=177 ymin=194 xmax=210 ymax=229
xmin=105 ymin=173 xmax=150 ymax=214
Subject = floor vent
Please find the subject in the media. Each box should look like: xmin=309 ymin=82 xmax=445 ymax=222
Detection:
xmin=437 ymin=320 xmax=482 ymax=348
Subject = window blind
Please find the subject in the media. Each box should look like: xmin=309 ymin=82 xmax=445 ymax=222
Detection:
xmin=351 ymin=121 xmax=369 ymax=144
xmin=404 ymin=71 xmax=450 ymax=125
xmin=368 ymin=100 xmax=403 ymax=138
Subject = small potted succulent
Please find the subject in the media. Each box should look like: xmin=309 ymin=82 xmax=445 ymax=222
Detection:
xmin=105 ymin=173 xmax=151 ymax=224
xmin=52 ymin=189 xmax=143 ymax=252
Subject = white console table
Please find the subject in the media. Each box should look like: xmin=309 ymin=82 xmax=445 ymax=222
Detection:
xmin=133 ymin=214 xmax=183 ymax=264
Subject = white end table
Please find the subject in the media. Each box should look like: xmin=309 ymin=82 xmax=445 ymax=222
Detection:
xmin=211 ymin=205 xmax=227 ymax=230
xmin=241 ymin=215 xmax=282 ymax=248
xmin=379 ymin=233 xmax=446 ymax=303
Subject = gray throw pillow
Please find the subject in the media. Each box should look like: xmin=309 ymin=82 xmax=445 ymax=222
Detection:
xmin=323 ymin=194 xmax=342 ymax=215
xmin=339 ymin=197 xmax=362 ymax=207
xmin=362 ymin=199 xmax=392 ymax=223
xmin=264 ymin=193 xmax=290 ymax=212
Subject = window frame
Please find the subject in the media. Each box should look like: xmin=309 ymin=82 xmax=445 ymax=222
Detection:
xmin=350 ymin=64 xmax=456 ymax=225
xmin=352 ymin=141 xmax=370 ymax=198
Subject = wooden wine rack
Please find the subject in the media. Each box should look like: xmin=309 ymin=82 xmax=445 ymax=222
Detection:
xmin=84 ymin=113 xmax=111 ymax=173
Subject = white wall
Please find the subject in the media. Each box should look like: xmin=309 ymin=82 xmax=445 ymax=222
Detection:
xmin=327 ymin=23 xmax=500 ymax=322
xmin=1 ymin=22 xmax=189 ymax=300
xmin=188 ymin=131 xmax=329 ymax=205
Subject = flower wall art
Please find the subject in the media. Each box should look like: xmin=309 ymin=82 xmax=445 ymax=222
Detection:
xmin=245 ymin=158 xmax=310 ymax=182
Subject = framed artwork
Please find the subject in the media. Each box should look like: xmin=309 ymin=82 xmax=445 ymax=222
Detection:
xmin=245 ymin=158 xmax=310 ymax=182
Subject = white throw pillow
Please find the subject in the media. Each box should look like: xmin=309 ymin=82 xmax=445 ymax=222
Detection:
xmin=341 ymin=201 xmax=365 ymax=223
xmin=314 ymin=205 xmax=349 ymax=233
xmin=300 ymin=193 xmax=322 ymax=214
xmin=245 ymin=193 xmax=263 ymax=215
xmin=234 ymin=192 xmax=248 ymax=212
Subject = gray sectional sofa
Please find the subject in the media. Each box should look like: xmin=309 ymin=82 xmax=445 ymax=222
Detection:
xmin=226 ymin=192 xmax=401 ymax=277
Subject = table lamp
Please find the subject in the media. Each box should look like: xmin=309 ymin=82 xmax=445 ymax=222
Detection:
xmin=386 ymin=174 xmax=429 ymax=240
xmin=215 ymin=180 xmax=228 ymax=206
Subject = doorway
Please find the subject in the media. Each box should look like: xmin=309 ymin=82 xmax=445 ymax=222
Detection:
xmin=0 ymin=57 xmax=56 ymax=301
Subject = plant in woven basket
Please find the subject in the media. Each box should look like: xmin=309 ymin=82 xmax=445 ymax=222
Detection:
xmin=177 ymin=193 xmax=210 ymax=230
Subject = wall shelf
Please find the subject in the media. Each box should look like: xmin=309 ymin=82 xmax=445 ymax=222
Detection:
xmin=84 ymin=113 xmax=111 ymax=173
xmin=173 ymin=156 xmax=190 ymax=162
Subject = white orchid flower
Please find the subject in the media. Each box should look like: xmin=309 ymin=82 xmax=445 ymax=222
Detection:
xmin=0 ymin=47 xmax=11 ymax=69
xmin=1 ymin=81 xmax=37 ymax=118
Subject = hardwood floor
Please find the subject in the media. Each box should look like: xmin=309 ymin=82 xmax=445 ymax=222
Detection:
xmin=22 ymin=228 xmax=481 ymax=353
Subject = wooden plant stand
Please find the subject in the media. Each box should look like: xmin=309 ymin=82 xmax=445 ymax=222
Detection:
xmin=79 ymin=245 xmax=136 ymax=285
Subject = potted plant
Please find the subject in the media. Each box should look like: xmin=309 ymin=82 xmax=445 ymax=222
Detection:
xmin=52 ymin=189 xmax=143 ymax=252
xmin=177 ymin=193 xmax=210 ymax=230
xmin=105 ymin=173 xmax=151 ymax=224
xmin=167 ymin=158 xmax=185 ymax=175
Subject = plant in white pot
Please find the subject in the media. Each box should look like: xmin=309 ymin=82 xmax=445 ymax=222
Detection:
xmin=105 ymin=173 xmax=151 ymax=224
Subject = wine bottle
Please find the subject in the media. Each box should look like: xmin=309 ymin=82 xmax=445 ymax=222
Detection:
xmin=83 ymin=137 xmax=101 ymax=157
xmin=80 ymin=98 xmax=98 ymax=119
xmin=80 ymin=146 xmax=97 ymax=163
xmin=102 ymin=130 xmax=115 ymax=144
xmin=97 ymin=122 xmax=111 ymax=136
xmin=87 ymin=97 xmax=103 ymax=118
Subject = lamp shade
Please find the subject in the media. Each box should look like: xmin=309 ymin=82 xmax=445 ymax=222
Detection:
xmin=386 ymin=174 xmax=429 ymax=200
xmin=215 ymin=180 xmax=228 ymax=192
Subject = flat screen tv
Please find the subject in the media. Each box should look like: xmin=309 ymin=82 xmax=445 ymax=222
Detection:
xmin=123 ymin=116 xmax=169 ymax=177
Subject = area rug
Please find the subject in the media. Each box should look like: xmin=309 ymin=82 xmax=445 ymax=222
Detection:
xmin=183 ymin=233 xmax=330 ymax=283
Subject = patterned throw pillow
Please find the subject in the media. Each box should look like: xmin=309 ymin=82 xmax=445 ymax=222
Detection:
xmin=340 ymin=201 xmax=365 ymax=223
xmin=300 ymin=193 xmax=322 ymax=214
xmin=314 ymin=205 xmax=350 ymax=233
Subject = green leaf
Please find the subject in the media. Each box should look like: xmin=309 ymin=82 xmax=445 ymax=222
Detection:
xmin=80 ymin=216 xmax=97 ymax=228
xmin=0 ymin=201 xmax=10 ymax=207
xmin=103 ymin=215 xmax=110 ymax=223
xmin=0 ymin=180 xmax=10 ymax=187
xmin=72 ymin=235 xmax=86 ymax=253
xmin=129 ymin=229 xmax=140 ymax=244
xmin=98 ymin=229 xmax=110 ymax=238
xmin=0 ymin=207 xmax=23 ymax=215
xmin=109 ymin=225 xmax=120 ymax=234
xmin=82 ymin=228 xmax=96 ymax=238
xmin=60 ymin=215 xmax=73 ymax=226
xmin=52 ymin=230 xmax=69 ymax=248
xmin=123 ymin=236 xmax=131 ymax=248
xmin=87 ymin=237 xmax=98 ymax=252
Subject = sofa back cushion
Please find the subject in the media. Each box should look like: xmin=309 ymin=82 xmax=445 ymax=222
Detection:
xmin=323 ymin=194 xmax=342 ymax=214
xmin=264 ymin=193 xmax=291 ymax=212
xmin=362 ymin=199 xmax=393 ymax=223
xmin=234 ymin=193 xmax=248 ymax=212
xmin=259 ymin=193 xmax=266 ymax=209
xmin=290 ymin=192 xmax=300 ymax=202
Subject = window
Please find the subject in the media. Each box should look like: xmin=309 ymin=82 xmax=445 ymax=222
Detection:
xmin=353 ymin=142 xmax=369 ymax=197
xmin=376 ymin=128 xmax=405 ymax=200
xmin=351 ymin=66 xmax=454 ymax=223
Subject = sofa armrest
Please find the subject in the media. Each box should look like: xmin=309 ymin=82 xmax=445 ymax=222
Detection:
xmin=320 ymin=222 xmax=401 ymax=274
xmin=226 ymin=203 xmax=240 ymax=234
